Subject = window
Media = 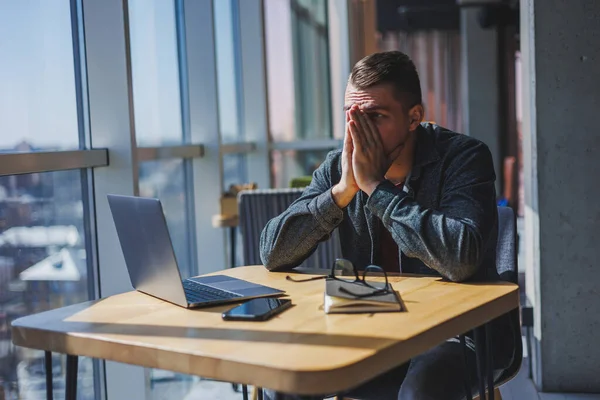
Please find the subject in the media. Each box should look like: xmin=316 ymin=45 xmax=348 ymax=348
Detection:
xmin=129 ymin=1 xmax=202 ymax=397
xmin=271 ymin=149 xmax=330 ymax=188
xmin=0 ymin=171 xmax=96 ymax=399
xmin=0 ymin=1 xmax=101 ymax=398
xmin=0 ymin=1 xmax=80 ymax=150
xmin=214 ymin=0 xmax=244 ymax=145
xmin=129 ymin=0 xmax=195 ymax=280
xmin=264 ymin=0 xmax=336 ymax=189
xmin=129 ymin=0 xmax=183 ymax=146
xmin=223 ymin=154 xmax=249 ymax=190
xmin=264 ymin=0 xmax=332 ymax=142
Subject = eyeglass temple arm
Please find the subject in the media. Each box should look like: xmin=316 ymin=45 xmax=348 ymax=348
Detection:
xmin=362 ymin=265 xmax=390 ymax=286
xmin=285 ymin=275 xmax=326 ymax=282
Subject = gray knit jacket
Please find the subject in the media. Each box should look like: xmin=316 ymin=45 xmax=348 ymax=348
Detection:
xmin=260 ymin=123 xmax=499 ymax=284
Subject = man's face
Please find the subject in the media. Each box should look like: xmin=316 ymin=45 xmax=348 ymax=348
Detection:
xmin=344 ymin=83 xmax=414 ymax=161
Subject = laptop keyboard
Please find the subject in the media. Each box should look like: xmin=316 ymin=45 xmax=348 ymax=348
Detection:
xmin=182 ymin=280 xmax=243 ymax=303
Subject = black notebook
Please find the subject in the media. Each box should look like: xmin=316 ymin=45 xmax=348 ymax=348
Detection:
xmin=323 ymin=279 xmax=405 ymax=314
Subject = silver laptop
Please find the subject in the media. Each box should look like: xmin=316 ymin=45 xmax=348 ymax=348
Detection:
xmin=107 ymin=194 xmax=284 ymax=308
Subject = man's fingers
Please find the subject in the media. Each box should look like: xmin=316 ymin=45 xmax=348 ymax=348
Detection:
xmin=362 ymin=111 xmax=383 ymax=150
xmin=354 ymin=111 xmax=373 ymax=148
xmin=350 ymin=107 xmax=378 ymax=150
xmin=348 ymin=120 xmax=363 ymax=151
xmin=343 ymin=124 xmax=353 ymax=156
xmin=349 ymin=108 xmax=361 ymax=128
xmin=361 ymin=111 xmax=382 ymax=151
xmin=349 ymin=108 xmax=369 ymax=144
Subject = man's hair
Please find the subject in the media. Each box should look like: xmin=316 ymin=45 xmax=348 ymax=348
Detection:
xmin=349 ymin=51 xmax=422 ymax=109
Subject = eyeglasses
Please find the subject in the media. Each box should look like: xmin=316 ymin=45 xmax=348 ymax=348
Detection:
xmin=286 ymin=258 xmax=393 ymax=298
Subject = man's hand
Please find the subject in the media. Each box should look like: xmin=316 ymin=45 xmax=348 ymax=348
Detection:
xmin=348 ymin=105 xmax=391 ymax=195
xmin=332 ymin=111 xmax=360 ymax=208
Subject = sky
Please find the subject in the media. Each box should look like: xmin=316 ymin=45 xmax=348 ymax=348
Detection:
xmin=0 ymin=0 xmax=79 ymax=149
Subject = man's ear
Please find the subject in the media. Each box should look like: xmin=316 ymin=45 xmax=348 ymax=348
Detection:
xmin=408 ymin=104 xmax=424 ymax=131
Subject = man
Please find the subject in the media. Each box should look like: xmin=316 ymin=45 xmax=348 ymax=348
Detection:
xmin=260 ymin=51 xmax=513 ymax=399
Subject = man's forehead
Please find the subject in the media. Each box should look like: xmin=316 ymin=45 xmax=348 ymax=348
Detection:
xmin=343 ymin=96 xmax=388 ymax=112
xmin=344 ymin=85 xmax=393 ymax=110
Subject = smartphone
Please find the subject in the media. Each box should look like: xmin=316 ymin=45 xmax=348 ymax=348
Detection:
xmin=222 ymin=298 xmax=292 ymax=321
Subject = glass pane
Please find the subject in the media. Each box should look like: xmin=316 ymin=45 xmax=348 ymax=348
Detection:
xmin=214 ymin=0 xmax=244 ymax=144
xmin=271 ymin=149 xmax=330 ymax=188
xmin=223 ymin=154 xmax=248 ymax=190
xmin=139 ymin=160 xmax=192 ymax=279
xmin=264 ymin=0 xmax=332 ymax=141
xmin=0 ymin=1 xmax=80 ymax=150
xmin=0 ymin=170 xmax=95 ymax=399
xmin=129 ymin=0 xmax=183 ymax=146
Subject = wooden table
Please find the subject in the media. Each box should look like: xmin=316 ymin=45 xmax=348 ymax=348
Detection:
xmin=11 ymin=265 xmax=518 ymax=398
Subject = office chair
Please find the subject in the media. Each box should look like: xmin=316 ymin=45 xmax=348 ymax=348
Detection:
xmin=238 ymin=188 xmax=341 ymax=270
xmin=467 ymin=206 xmax=523 ymax=400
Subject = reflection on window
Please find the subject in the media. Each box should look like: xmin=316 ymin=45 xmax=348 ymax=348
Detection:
xmin=222 ymin=154 xmax=248 ymax=190
xmin=129 ymin=0 xmax=183 ymax=146
xmin=138 ymin=160 xmax=192 ymax=279
xmin=0 ymin=1 xmax=79 ymax=150
xmin=0 ymin=171 xmax=95 ymax=399
xmin=214 ymin=0 xmax=244 ymax=144
xmin=265 ymin=0 xmax=332 ymax=141
xmin=271 ymin=149 xmax=330 ymax=188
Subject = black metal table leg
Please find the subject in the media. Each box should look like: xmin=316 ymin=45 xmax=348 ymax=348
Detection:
xmin=65 ymin=355 xmax=78 ymax=400
xmin=242 ymin=384 xmax=249 ymax=400
xmin=45 ymin=351 xmax=54 ymax=400
xmin=230 ymin=226 xmax=236 ymax=269
xmin=460 ymin=335 xmax=473 ymax=400
xmin=474 ymin=327 xmax=487 ymax=400
xmin=486 ymin=324 xmax=495 ymax=400
xmin=257 ymin=387 xmax=263 ymax=400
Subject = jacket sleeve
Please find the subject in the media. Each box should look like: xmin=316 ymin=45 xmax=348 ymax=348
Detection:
xmin=260 ymin=151 xmax=345 ymax=271
xmin=366 ymin=139 xmax=497 ymax=282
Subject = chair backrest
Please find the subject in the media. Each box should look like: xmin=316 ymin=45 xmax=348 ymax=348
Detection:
xmin=238 ymin=188 xmax=341 ymax=269
xmin=494 ymin=206 xmax=523 ymax=385
xmin=496 ymin=206 xmax=518 ymax=284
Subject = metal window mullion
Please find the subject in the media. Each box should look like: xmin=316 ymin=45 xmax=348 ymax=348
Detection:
xmin=232 ymin=0 xmax=245 ymax=143
xmin=238 ymin=0 xmax=270 ymax=188
xmin=182 ymin=0 xmax=226 ymax=276
xmin=176 ymin=0 xmax=198 ymax=279
xmin=71 ymin=0 xmax=105 ymax=398
xmin=81 ymin=0 xmax=144 ymax=399
xmin=327 ymin=0 xmax=351 ymax=141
